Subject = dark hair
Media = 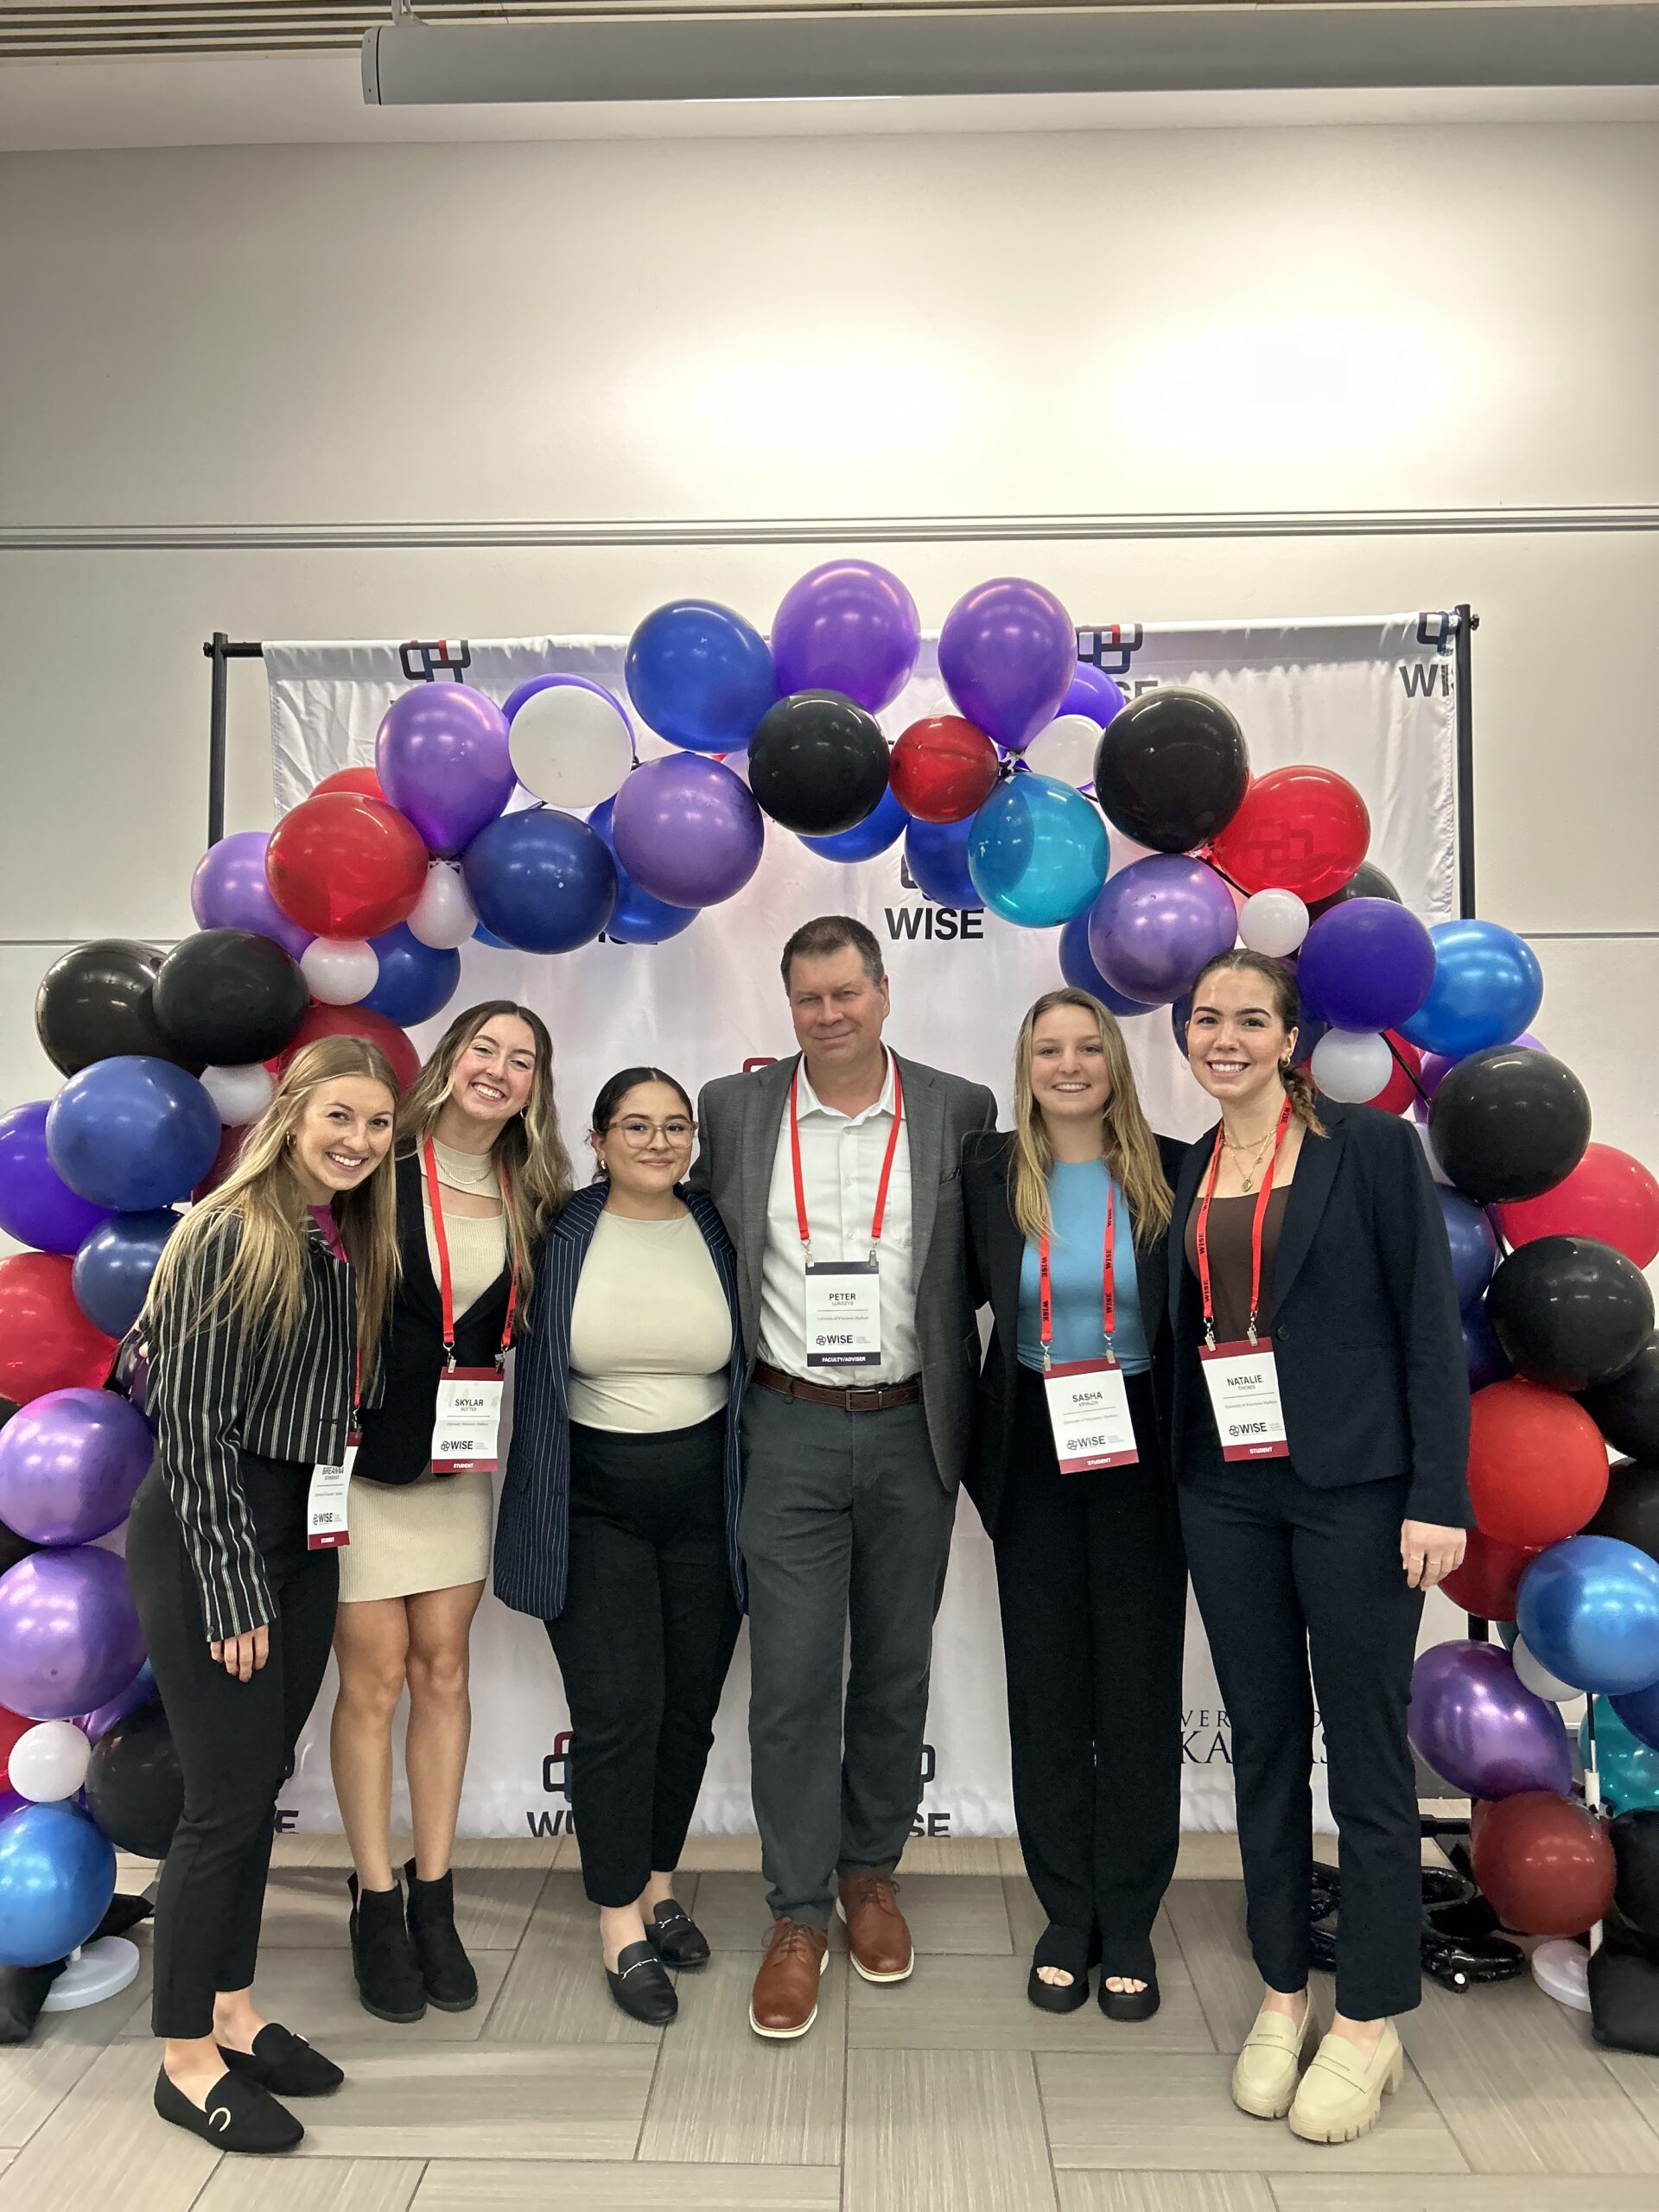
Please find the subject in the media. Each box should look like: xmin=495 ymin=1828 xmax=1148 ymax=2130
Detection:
xmin=779 ymin=914 xmax=886 ymax=990
xmin=591 ymin=1066 xmax=695 ymax=1135
xmin=1186 ymin=950 xmax=1326 ymax=1134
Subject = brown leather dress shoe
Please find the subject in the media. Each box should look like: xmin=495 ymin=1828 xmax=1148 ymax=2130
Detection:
xmin=748 ymin=1919 xmax=830 ymax=2039
xmin=836 ymin=1874 xmax=914 ymax=1983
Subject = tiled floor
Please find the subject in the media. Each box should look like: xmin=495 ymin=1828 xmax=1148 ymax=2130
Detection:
xmin=4 ymin=1831 xmax=1658 ymax=2212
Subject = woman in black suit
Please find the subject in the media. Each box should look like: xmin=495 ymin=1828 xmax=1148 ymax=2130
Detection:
xmin=963 ymin=987 xmax=1189 ymax=2021
xmin=1170 ymin=950 xmax=1469 ymax=2145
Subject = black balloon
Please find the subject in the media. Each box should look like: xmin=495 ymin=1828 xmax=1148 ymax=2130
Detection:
xmin=1427 ymin=1046 xmax=1592 ymax=1205
xmin=1580 ymin=1336 xmax=1659 ymax=1461
xmin=1585 ymin=1459 xmax=1659 ymax=1567
xmin=1091 ymin=688 xmax=1249 ymax=854
xmin=1611 ymin=1810 xmax=1659 ymax=1945
xmin=153 ymin=928 xmax=308 ymax=1066
xmin=1485 ymin=1234 xmax=1654 ymax=1393
xmin=747 ymin=690 xmax=890 ymax=838
xmin=85 ymin=1700 xmax=183 ymax=1859
xmin=34 ymin=938 xmax=189 ymax=1077
xmin=1307 ymin=861 xmax=1402 ymax=918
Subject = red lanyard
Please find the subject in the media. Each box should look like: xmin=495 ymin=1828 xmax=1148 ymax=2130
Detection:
xmin=789 ymin=1053 xmax=906 ymax=1263
xmin=1195 ymin=1097 xmax=1294 ymax=1347
xmin=423 ymin=1138 xmax=518 ymax=1369
xmin=309 ymin=1207 xmax=363 ymax=1423
xmin=1038 ymin=1175 xmax=1116 ymax=1371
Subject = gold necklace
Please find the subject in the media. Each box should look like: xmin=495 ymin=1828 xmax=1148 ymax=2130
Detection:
xmin=1222 ymin=1126 xmax=1275 ymax=1194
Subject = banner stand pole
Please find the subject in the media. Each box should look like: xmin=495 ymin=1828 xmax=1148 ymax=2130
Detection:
xmin=201 ymin=633 xmax=265 ymax=849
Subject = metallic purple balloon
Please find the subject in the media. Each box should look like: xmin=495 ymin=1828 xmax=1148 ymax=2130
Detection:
xmin=0 ymin=1389 xmax=154 ymax=1548
xmin=610 ymin=755 xmax=765 ymax=910
xmin=771 ymin=561 xmax=922 ymax=714
xmin=191 ymin=830 xmax=313 ymax=960
xmin=1086 ymin=855 xmax=1239 ymax=1007
xmin=376 ymin=684 xmax=515 ymax=857
xmin=77 ymin=1658 xmax=157 ymax=1741
xmin=938 ymin=577 xmax=1077 ymax=753
xmin=0 ymin=1548 xmax=146 ymax=1723
xmin=0 ymin=1103 xmax=113 ymax=1256
xmin=1408 ymin=1639 xmax=1573 ymax=1800
xmin=1059 ymin=663 xmax=1127 ymax=728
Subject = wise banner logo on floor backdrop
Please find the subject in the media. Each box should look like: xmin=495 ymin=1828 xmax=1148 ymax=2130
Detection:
xmin=264 ymin=614 xmax=1458 ymax=1836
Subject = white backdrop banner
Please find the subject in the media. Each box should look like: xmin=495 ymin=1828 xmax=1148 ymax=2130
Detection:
xmin=264 ymin=613 xmax=1459 ymax=1838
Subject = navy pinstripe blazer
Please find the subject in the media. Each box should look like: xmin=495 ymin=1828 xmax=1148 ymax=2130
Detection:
xmin=493 ymin=1182 xmax=748 ymax=1623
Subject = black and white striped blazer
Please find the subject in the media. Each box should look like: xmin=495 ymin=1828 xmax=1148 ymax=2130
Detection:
xmin=494 ymin=1183 xmax=747 ymax=1623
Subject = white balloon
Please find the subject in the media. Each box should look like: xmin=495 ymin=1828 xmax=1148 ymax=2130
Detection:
xmin=1021 ymin=714 xmax=1101 ymax=791
xmin=199 ymin=1062 xmax=275 ymax=1127
xmin=720 ymin=749 xmax=752 ymax=788
xmin=9 ymin=1719 xmax=92 ymax=1804
xmin=1512 ymin=1637 xmax=1584 ymax=1704
xmin=302 ymin=938 xmax=378 ymax=1007
xmin=1238 ymin=888 xmax=1310 ymax=957
xmin=407 ymin=861 xmax=477 ymax=950
xmin=509 ymin=680 xmax=634 ymax=810
xmin=1310 ymin=1028 xmax=1394 ymax=1104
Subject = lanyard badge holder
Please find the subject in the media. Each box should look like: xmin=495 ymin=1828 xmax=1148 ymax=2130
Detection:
xmin=425 ymin=1137 xmax=517 ymax=1473
xmin=309 ymin=1349 xmax=361 ymax=1550
xmin=1040 ymin=1178 xmax=1138 ymax=1472
xmin=1195 ymin=1099 xmax=1294 ymax=1463
xmin=794 ymin=1058 xmax=904 ymax=1369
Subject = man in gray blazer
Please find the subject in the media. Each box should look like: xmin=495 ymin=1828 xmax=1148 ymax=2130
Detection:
xmin=693 ymin=914 xmax=995 ymax=2039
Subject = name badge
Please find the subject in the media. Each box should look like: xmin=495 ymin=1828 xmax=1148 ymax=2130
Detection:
xmin=432 ymin=1369 xmax=505 ymax=1473
xmin=1198 ymin=1340 xmax=1290 ymax=1461
xmin=1043 ymin=1358 xmax=1138 ymax=1473
xmin=308 ymin=1433 xmax=359 ymax=1549
xmin=804 ymin=1260 xmax=882 ymax=1368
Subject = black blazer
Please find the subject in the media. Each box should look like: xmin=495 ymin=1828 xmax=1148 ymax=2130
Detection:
xmin=353 ymin=1154 xmax=514 ymax=1489
xmin=960 ymin=1128 xmax=1189 ymax=1541
xmin=1166 ymin=1101 xmax=1472 ymax=1528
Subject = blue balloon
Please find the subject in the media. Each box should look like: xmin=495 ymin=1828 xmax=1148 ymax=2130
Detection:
xmin=1437 ymin=1187 xmax=1499 ymax=1311
xmin=1612 ymin=1677 xmax=1659 ymax=1756
xmin=588 ymin=798 xmax=696 ymax=946
xmin=1584 ymin=1697 xmax=1659 ymax=1814
xmin=1517 ymin=1536 xmax=1659 ymax=1697
xmin=967 ymin=772 xmax=1110 ymax=929
xmin=1398 ymin=919 xmax=1544 ymax=1058
xmin=461 ymin=808 xmax=617 ymax=955
xmin=45 ymin=1058 xmax=221 ymax=1212
xmin=72 ymin=1210 xmax=180 ymax=1338
xmin=0 ymin=1801 xmax=115 ymax=1967
xmin=362 ymin=923 xmax=461 ymax=1027
xmin=801 ymin=784 xmax=910 ymax=863
xmin=1462 ymin=1300 xmax=1512 ymax=1391
xmin=624 ymin=599 xmax=779 ymax=755
xmin=905 ymin=817 xmax=982 ymax=910
xmin=473 ymin=922 xmax=512 ymax=950
xmin=1059 ymin=914 xmax=1155 ymax=1016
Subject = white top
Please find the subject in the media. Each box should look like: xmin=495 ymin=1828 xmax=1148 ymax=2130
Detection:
xmin=568 ymin=1209 xmax=731 ymax=1433
xmin=758 ymin=1051 xmax=918 ymax=1385
xmin=420 ymin=1152 xmax=508 ymax=1317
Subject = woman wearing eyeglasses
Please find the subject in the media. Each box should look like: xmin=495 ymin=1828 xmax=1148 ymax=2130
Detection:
xmin=495 ymin=1067 xmax=746 ymax=2024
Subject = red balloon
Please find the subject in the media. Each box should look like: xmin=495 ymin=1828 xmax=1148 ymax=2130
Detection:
xmin=888 ymin=716 xmax=1001 ymax=824
xmin=1207 ymin=766 xmax=1370 ymax=901
xmin=0 ymin=1705 xmax=33 ymax=1789
xmin=265 ymin=792 xmax=429 ymax=938
xmin=1472 ymin=1789 xmax=1614 ymax=1936
xmin=1497 ymin=1143 xmax=1659 ymax=1271
xmin=1364 ymin=1033 xmax=1423 ymax=1116
xmin=1440 ymin=1527 xmax=1541 ymax=1620
xmin=313 ymin=766 xmax=388 ymax=803
xmin=276 ymin=1002 xmax=421 ymax=1095
xmin=0 ymin=1253 xmax=118 ymax=1406
xmin=1466 ymin=1377 xmax=1609 ymax=1548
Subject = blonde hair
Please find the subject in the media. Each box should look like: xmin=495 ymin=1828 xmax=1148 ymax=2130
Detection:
xmin=1187 ymin=951 xmax=1328 ymax=1135
xmin=397 ymin=1001 xmax=572 ymax=1309
xmin=1008 ymin=988 xmax=1173 ymax=1248
xmin=143 ymin=1036 xmax=402 ymax=1370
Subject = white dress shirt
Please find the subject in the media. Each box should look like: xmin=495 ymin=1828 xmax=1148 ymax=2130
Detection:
xmin=758 ymin=1051 xmax=918 ymax=1384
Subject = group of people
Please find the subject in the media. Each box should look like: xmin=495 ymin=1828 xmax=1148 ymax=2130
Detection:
xmin=124 ymin=910 xmax=1471 ymax=2158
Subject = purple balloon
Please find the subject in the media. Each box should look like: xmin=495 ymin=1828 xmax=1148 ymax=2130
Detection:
xmin=0 ymin=1789 xmax=22 ymax=1824
xmin=1438 ymin=1187 xmax=1499 ymax=1311
xmin=938 ymin=578 xmax=1077 ymax=753
xmin=1086 ymin=855 xmax=1238 ymax=1007
xmin=1296 ymin=899 xmax=1436 ymax=1034
xmin=1463 ymin=1300 xmax=1513 ymax=1391
xmin=0 ymin=1549 xmax=146 ymax=1723
xmin=1059 ymin=663 xmax=1127 ymax=728
xmin=0 ymin=1103 xmax=113 ymax=1256
xmin=0 ymin=1389 xmax=154 ymax=1548
xmin=771 ymin=561 xmax=921 ymax=715
xmin=77 ymin=1657 xmax=157 ymax=1741
xmin=191 ymin=830 xmax=313 ymax=961
xmin=376 ymin=684 xmax=515 ymax=857
xmin=611 ymin=755 xmax=765 ymax=910
xmin=1408 ymin=1640 xmax=1573 ymax=1800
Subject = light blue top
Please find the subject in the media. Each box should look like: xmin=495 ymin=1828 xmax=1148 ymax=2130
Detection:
xmin=1016 ymin=1160 xmax=1150 ymax=1376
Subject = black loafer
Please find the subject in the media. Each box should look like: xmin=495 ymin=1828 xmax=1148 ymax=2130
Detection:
xmin=645 ymin=1900 xmax=710 ymax=1968
xmin=1099 ymin=1965 xmax=1160 ymax=2022
xmin=606 ymin=1938 xmax=678 ymax=2024
xmin=218 ymin=2021 xmax=344 ymax=2097
xmin=1027 ymin=1924 xmax=1092 ymax=2014
xmin=154 ymin=2065 xmax=303 ymax=2153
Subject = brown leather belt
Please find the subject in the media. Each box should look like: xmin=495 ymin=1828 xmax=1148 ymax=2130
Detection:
xmin=752 ymin=1359 xmax=921 ymax=1414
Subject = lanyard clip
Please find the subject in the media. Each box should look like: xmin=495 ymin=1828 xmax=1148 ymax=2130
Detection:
xmin=1204 ymin=1322 xmax=1217 ymax=1352
xmin=442 ymin=1344 xmax=458 ymax=1375
xmin=1246 ymin=1315 xmax=1260 ymax=1347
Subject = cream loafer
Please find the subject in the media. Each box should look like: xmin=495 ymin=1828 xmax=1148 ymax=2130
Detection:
xmin=1231 ymin=1998 xmax=1315 ymax=2120
xmin=1287 ymin=2021 xmax=1404 ymax=2144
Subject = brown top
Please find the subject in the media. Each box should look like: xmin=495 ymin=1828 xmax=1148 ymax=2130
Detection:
xmin=1184 ymin=1185 xmax=1292 ymax=1344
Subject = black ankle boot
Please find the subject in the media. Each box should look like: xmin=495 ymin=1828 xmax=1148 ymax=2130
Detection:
xmin=404 ymin=1859 xmax=479 ymax=2012
xmin=347 ymin=1873 xmax=427 ymax=2024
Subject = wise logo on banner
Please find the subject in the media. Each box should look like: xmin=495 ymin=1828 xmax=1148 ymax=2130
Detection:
xmin=400 ymin=639 xmax=473 ymax=683
xmin=526 ymin=1729 xmax=579 ymax=1837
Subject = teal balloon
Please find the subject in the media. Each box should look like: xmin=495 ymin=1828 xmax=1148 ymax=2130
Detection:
xmin=966 ymin=772 xmax=1109 ymax=929
xmin=1582 ymin=1696 xmax=1659 ymax=1814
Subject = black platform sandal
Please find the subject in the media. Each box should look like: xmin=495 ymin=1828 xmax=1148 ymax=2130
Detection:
xmin=1098 ymin=1937 xmax=1160 ymax=2023
xmin=1027 ymin=1923 xmax=1093 ymax=2014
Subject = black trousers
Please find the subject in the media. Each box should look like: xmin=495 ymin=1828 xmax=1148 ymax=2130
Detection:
xmin=125 ymin=1459 xmax=339 ymax=2040
xmin=1179 ymin=1452 xmax=1425 ymax=2020
xmin=546 ymin=1414 xmax=741 ymax=1908
xmin=996 ymin=1367 xmax=1185 ymax=1971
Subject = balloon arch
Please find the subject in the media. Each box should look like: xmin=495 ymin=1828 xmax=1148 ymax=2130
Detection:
xmin=2 ymin=563 xmax=1659 ymax=1992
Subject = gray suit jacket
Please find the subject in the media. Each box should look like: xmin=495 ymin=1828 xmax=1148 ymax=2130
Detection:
xmin=692 ymin=1051 xmax=997 ymax=1493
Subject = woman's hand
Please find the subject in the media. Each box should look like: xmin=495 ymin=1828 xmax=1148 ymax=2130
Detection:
xmin=209 ymin=1625 xmax=270 ymax=1681
xmin=1401 ymin=1521 xmax=1467 ymax=1591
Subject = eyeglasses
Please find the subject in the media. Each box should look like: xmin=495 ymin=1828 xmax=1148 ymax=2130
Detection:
xmin=608 ymin=1118 xmax=696 ymax=1147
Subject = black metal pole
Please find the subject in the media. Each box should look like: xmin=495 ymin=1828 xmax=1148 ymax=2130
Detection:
xmin=1453 ymin=602 xmax=1479 ymax=920
xmin=202 ymin=637 xmax=264 ymax=847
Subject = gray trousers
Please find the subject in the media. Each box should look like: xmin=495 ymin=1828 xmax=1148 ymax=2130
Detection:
xmin=739 ymin=1384 xmax=958 ymax=1926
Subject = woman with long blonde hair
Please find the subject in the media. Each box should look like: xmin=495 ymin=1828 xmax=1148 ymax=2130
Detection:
xmin=330 ymin=1001 xmax=571 ymax=2024
xmin=962 ymin=988 xmax=1190 ymax=2022
xmin=125 ymin=1035 xmax=401 ymax=2155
